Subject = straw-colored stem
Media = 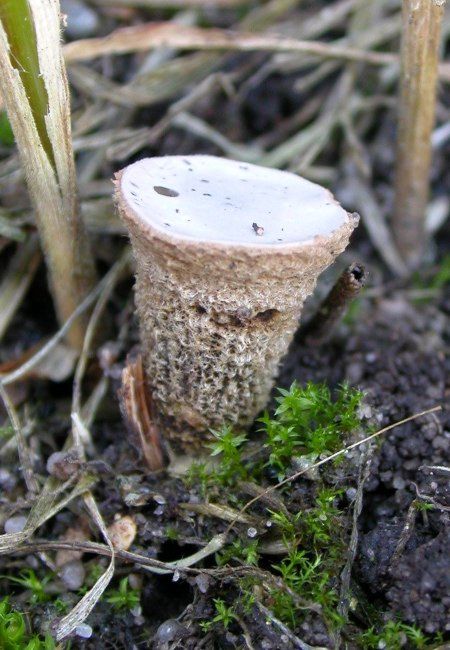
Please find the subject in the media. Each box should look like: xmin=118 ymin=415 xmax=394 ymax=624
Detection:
xmin=392 ymin=0 xmax=445 ymax=270
xmin=0 ymin=0 xmax=97 ymax=350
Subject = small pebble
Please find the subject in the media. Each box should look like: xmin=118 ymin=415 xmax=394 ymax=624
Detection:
xmin=4 ymin=515 xmax=27 ymax=534
xmin=247 ymin=527 xmax=257 ymax=538
xmin=155 ymin=619 xmax=187 ymax=643
xmin=128 ymin=573 xmax=142 ymax=590
xmin=195 ymin=573 xmax=210 ymax=594
xmin=75 ymin=623 xmax=93 ymax=639
xmin=392 ymin=476 xmax=406 ymax=490
xmin=107 ymin=515 xmax=137 ymax=551
xmin=153 ymin=494 xmax=166 ymax=505
xmin=60 ymin=560 xmax=85 ymax=591
xmin=62 ymin=0 xmax=99 ymax=39
xmin=131 ymin=605 xmax=142 ymax=617
xmin=46 ymin=450 xmax=80 ymax=480
xmin=0 ymin=469 xmax=17 ymax=492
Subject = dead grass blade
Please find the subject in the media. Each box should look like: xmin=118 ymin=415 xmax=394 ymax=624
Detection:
xmin=0 ymin=473 xmax=96 ymax=552
xmin=0 ymin=262 xmax=125 ymax=387
xmin=61 ymin=20 xmax=450 ymax=83
xmin=0 ymin=234 xmax=41 ymax=340
xmin=0 ymin=0 xmax=96 ymax=350
xmin=0 ymin=382 xmax=39 ymax=494
xmin=54 ymin=490 xmax=115 ymax=641
xmin=92 ymin=0 xmax=247 ymax=6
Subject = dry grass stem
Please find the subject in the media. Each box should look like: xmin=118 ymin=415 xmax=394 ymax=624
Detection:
xmin=0 ymin=234 xmax=41 ymax=340
xmin=60 ymin=20 xmax=450 ymax=84
xmin=393 ymin=0 xmax=447 ymax=269
xmin=0 ymin=0 xmax=97 ymax=350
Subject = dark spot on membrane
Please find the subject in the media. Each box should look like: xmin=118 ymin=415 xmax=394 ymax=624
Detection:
xmin=203 ymin=193 xmax=211 ymax=197
xmin=164 ymin=223 xmax=171 ymax=226
xmin=182 ymin=159 xmax=191 ymax=166
xmin=201 ymin=179 xmax=209 ymax=183
xmin=252 ymin=222 xmax=264 ymax=236
xmin=239 ymin=165 xmax=248 ymax=170
xmin=191 ymin=188 xmax=196 ymax=192
xmin=175 ymin=209 xmax=180 ymax=213
xmin=154 ymin=186 xmax=179 ymax=197
xmin=130 ymin=181 xmax=138 ymax=188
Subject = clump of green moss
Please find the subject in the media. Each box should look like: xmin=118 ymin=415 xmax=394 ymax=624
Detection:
xmin=358 ymin=620 xmax=444 ymax=649
xmin=187 ymin=382 xmax=437 ymax=646
xmin=187 ymin=382 xmax=363 ymax=635
xmin=187 ymin=381 xmax=363 ymax=489
xmin=261 ymin=381 xmax=363 ymax=479
xmin=0 ymin=598 xmax=55 ymax=650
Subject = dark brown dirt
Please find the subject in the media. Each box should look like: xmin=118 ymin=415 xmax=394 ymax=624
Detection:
xmin=281 ymin=283 xmax=450 ymax=638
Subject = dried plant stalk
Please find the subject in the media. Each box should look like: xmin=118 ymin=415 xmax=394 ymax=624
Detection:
xmin=0 ymin=0 xmax=97 ymax=350
xmin=392 ymin=0 xmax=446 ymax=270
xmin=60 ymin=21 xmax=450 ymax=84
xmin=298 ymin=261 xmax=367 ymax=345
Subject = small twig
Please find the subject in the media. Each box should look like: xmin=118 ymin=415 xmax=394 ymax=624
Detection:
xmin=296 ymin=261 xmax=367 ymax=345
xmin=235 ymin=616 xmax=256 ymax=650
xmin=388 ymin=499 xmax=418 ymax=571
xmin=255 ymin=601 xmax=323 ymax=650
xmin=72 ymin=250 xmax=130 ymax=417
xmin=392 ymin=0 xmax=446 ymax=269
xmin=336 ymin=446 xmax=374 ymax=639
xmin=224 ymin=406 xmax=441 ymax=536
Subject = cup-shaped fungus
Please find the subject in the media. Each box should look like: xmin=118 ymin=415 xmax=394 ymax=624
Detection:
xmin=115 ymin=156 xmax=358 ymax=451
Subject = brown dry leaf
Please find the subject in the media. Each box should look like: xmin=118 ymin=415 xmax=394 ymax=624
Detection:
xmin=107 ymin=514 xmax=137 ymax=551
xmin=119 ymin=354 xmax=165 ymax=471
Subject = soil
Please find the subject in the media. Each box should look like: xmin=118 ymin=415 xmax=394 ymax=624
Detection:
xmin=2 ymin=263 xmax=448 ymax=649
xmin=0 ymin=1 xmax=449 ymax=648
